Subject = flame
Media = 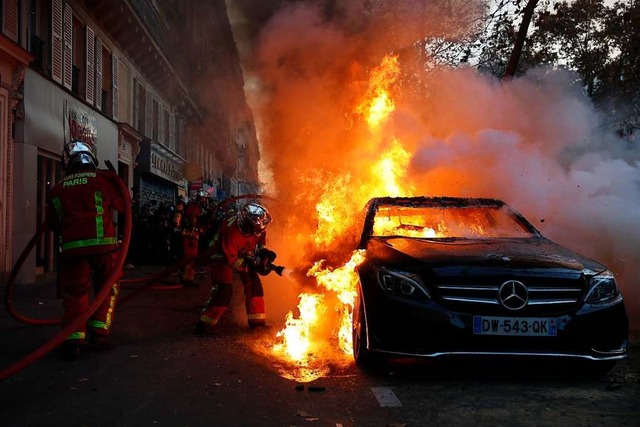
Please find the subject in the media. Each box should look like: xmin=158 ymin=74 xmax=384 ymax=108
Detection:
xmin=356 ymin=55 xmax=399 ymax=128
xmin=272 ymin=293 xmax=324 ymax=362
xmin=307 ymin=250 xmax=366 ymax=354
xmin=270 ymin=54 xmax=411 ymax=381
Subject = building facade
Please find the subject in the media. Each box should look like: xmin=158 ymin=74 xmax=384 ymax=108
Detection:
xmin=0 ymin=0 xmax=33 ymax=283
xmin=2 ymin=0 xmax=259 ymax=284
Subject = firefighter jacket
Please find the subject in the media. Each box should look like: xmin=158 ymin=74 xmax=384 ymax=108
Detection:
xmin=47 ymin=168 xmax=127 ymax=258
xmin=209 ymin=215 xmax=266 ymax=272
xmin=180 ymin=201 xmax=203 ymax=240
xmin=184 ymin=201 xmax=203 ymax=229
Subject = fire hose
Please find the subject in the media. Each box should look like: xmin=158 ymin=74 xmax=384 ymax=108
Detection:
xmin=1 ymin=192 xmax=275 ymax=380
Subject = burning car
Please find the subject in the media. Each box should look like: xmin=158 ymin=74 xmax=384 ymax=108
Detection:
xmin=352 ymin=196 xmax=629 ymax=372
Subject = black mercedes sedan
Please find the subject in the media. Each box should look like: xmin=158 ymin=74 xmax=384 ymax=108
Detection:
xmin=352 ymin=196 xmax=629 ymax=373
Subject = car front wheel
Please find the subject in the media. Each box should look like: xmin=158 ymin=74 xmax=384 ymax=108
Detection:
xmin=352 ymin=293 xmax=379 ymax=368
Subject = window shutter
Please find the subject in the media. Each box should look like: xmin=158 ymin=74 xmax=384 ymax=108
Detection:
xmin=51 ymin=0 xmax=63 ymax=84
xmin=112 ymin=55 xmax=120 ymax=120
xmin=62 ymin=3 xmax=73 ymax=90
xmin=158 ymin=103 xmax=165 ymax=144
xmin=95 ymin=36 xmax=103 ymax=110
xmin=145 ymin=90 xmax=153 ymax=138
xmin=85 ymin=26 xmax=95 ymax=104
xmin=169 ymin=112 xmax=176 ymax=151
xmin=2 ymin=0 xmax=18 ymax=41
xmin=132 ymin=79 xmax=139 ymax=129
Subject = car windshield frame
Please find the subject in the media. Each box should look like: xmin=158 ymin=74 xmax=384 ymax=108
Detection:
xmin=358 ymin=197 xmax=542 ymax=248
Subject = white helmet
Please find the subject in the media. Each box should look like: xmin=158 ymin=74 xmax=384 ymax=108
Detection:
xmin=62 ymin=140 xmax=98 ymax=172
xmin=237 ymin=203 xmax=272 ymax=236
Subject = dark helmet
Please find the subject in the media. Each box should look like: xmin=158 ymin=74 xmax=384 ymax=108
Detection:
xmin=62 ymin=140 xmax=98 ymax=172
xmin=237 ymin=203 xmax=272 ymax=236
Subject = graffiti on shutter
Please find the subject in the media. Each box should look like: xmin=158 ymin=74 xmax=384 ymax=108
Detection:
xmin=95 ymin=37 xmax=103 ymax=110
xmin=62 ymin=3 xmax=73 ymax=90
xmin=85 ymin=26 xmax=95 ymax=104
xmin=112 ymin=55 xmax=120 ymax=121
xmin=51 ymin=0 xmax=63 ymax=84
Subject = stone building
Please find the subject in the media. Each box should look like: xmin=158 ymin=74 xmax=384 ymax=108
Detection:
xmin=1 ymin=0 xmax=259 ymax=284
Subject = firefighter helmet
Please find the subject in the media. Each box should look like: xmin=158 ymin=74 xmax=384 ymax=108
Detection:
xmin=62 ymin=140 xmax=98 ymax=172
xmin=237 ymin=203 xmax=272 ymax=236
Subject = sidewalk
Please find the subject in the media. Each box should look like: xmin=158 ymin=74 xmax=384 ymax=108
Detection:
xmin=0 ymin=264 xmax=210 ymax=371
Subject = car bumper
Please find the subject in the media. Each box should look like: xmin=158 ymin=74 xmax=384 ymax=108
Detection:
xmin=363 ymin=289 xmax=629 ymax=361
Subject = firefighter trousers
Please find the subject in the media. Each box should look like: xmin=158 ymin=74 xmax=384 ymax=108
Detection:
xmin=180 ymin=232 xmax=200 ymax=283
xmin=58 ymin=251 xmax=120 ymax=342
xmin=200 ymin=262 xmax=265 ymax=327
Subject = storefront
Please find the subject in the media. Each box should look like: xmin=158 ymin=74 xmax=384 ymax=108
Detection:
xmin=0 ymin=34 xmax=31 ymax=282
xmin=135 ymin=138 xmax=187 ymax=213
xmin=12 ymin=68 xmax=119 ymax=284
xmin=117 ymin=123 xmax=141 ymax=196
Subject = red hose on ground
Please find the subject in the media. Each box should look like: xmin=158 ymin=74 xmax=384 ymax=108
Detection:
xmin=0 ymin=170 xmax=132 ymax=381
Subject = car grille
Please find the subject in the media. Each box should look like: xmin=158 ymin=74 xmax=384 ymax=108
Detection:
xmin=432 ymin=271 xmax=586 ymax=316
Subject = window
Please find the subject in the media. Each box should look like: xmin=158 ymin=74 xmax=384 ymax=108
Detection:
xmin=2 ymin=0 xmax=19 ymax=42
xmin=28 ymin=0 xmax=51 ymax=73
xmin=164 ymin=110 xmax=170 ymax=148
xmin=71 ymin=15 xmax=84 ymax=97
xmin=101 ymin=45 xmax=112 ymax=114
xmin=152 ymin=99 xmax=158 ymax=141
xmin=136 ymin=82 xmax=146 ymax=133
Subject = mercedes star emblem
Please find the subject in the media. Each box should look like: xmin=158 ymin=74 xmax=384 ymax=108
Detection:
xmin=498 ymin=280 xmax=529 ymax=310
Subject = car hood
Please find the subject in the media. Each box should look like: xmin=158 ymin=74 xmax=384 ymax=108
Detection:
xmin=365 ymin=236 xmax=607 ymax=274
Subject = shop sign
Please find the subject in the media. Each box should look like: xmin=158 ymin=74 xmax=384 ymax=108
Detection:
xmin=189 ymin=177 xmax=203 ymax=191
xmin=150 ymin=149 xmax=185 ymax=184
xmin=137 ymin=139 xmax=186 ymax=186
xmin=64 ymin=101 xmax=97 ymax=146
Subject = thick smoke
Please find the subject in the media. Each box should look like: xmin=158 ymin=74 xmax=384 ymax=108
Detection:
xmin=231 ymin=0 xmax=640 ymax=330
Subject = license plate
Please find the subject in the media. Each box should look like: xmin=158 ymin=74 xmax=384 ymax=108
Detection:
xmin=473 ymin=316 xmax=557 ymax=336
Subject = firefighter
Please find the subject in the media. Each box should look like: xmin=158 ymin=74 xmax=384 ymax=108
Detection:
xmin=170 ymin=200 xmax=186 ymax=261
xmin=46 ymin=140 xmax=128 ymax=361
xmin=178 ymin=194 xmax=204 ymax=287
xmin=194 ymin=202 xmax=277 ymax=333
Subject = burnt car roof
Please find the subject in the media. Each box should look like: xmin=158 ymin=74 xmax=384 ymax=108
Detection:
xmin=365 ymin=196 xmax=507 ymax=209
xmin=358 ymin=196 xmax=542 ymax=248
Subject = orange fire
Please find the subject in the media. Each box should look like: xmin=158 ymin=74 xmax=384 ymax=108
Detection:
xmin=307 ymin=250 xmax=366 ymax=355
xmin=355 ymin=55 xmax=399 ymax=128
xmin=270 ymin=54 xmax=411 ymax=382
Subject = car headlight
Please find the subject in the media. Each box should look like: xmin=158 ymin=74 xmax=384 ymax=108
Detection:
xmin=585 ymin=270 xmax=620 ymax=305
xmin=375 ymin=266 xmax=431 ymax=300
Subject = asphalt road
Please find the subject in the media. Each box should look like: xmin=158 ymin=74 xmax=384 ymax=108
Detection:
xmin=1 ymin=266 xmax=638 ymax=427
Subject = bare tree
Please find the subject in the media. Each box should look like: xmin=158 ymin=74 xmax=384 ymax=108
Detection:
xmin=504 ymin=0 xmax=539 ymax=78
